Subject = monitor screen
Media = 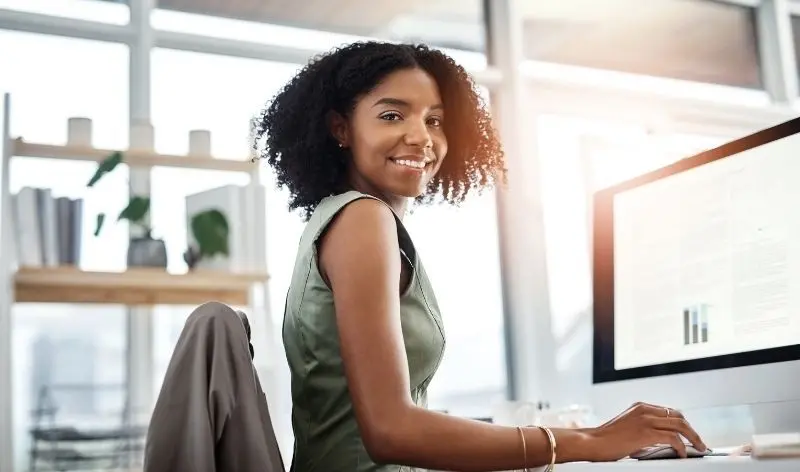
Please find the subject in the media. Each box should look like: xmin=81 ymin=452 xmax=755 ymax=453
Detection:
xmin=593 ymin=118 xmax=800 ymax=383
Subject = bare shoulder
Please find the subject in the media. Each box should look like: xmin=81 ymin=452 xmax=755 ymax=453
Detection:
xmin=320 ymin=197 xmax=397 ymax=256
xmin=318 ymin=197 xmax=400 ymax=286
xmin=328 ymin=197 xmax=396 ymax=235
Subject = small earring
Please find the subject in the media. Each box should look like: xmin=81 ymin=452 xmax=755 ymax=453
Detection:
xmin=338 ymin=143 xmax=343 ymax=148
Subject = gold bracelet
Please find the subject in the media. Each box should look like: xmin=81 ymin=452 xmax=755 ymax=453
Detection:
xmin=537 ymin=426 xmax=557 ymax=472
xmin=516 ymin=426 xmax=528 ymax=470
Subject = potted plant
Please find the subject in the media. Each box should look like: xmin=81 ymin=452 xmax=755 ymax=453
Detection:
xmin=183 ymin=209 xmax=230 ymax=271
xmin=87 ymin=151 xmax=168 ymax=268
xmin=88 ymin=152 xmax=233 ymax=271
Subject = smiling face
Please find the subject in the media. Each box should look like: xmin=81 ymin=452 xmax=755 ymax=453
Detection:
xmin=330 ymin=67 xmax=448 ymax=211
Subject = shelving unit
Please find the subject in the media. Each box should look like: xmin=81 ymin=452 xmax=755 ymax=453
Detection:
xmin=13 ymin=138 xmax=258 ymax=173
xmin=0 ymin=92 xmax=274 ymax=471
xmin=14 ymin=266 xmax=269 ymax=306
xmin=0 ymin=92 xmax=270 ymax=306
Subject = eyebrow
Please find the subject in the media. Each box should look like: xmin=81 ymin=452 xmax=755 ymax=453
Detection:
xmin=372 ymin=97 xmax=444 ymax=111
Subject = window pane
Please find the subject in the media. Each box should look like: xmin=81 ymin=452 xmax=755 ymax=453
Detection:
xmin=537 ymin=115 xmax=650 ymax=341
xmin=150 ymin=48 xmax=303 ymax=457
xmin=0 ymin=0 xmax=129 ymax=24
xmin=523 ymin=0 xmax=761 ymax=89
xmin=0 ymin=32 xmax=129 ymax=471
xmin=405 ymin=191 xmax=507 ymax=417
xmin=152 ymin=0 xmax=486 ymax=59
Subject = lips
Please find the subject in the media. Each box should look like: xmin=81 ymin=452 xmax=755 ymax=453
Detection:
xmin=393 ymin=159 xmax=427 ymax=169
xmin=390 ymin=153 xmax=434 ymax=171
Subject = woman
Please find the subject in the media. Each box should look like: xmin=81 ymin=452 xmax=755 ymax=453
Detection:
xmin=249 ymin=41 xmax=707 ymax=472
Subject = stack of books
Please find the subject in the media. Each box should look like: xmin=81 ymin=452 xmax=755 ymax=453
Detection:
xmin=11 ymin=187 xmax=83 ymax=268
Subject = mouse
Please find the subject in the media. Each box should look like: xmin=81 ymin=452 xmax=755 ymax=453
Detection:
xmin=630 ymin=444 xmax=712 ymax=460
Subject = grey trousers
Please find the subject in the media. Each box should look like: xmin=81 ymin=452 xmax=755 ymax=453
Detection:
xmin=144 ymin=301 xmax=285 ymax=472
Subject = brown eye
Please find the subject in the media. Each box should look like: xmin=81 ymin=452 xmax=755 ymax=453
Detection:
xmin=427 ymin=117 xmax=442 ymax=128
xmin=379 ymin=112 xmax=402 ymax=121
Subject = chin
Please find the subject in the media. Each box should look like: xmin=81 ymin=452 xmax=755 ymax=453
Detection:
xmin=388 ymin=183 xmax=429 ymax=200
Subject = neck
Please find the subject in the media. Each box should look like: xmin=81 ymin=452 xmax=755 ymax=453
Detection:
xmin=346 ymin=175 xmax=407 ymax=219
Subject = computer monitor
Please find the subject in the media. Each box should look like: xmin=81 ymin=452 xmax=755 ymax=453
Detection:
xmin=591 ymin=118 xmax=800 ymax=421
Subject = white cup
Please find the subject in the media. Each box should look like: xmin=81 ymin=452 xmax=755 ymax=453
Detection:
xmin=67 ymin=117 xmax=93 ymax=147
xmin=189 ymin=129 xmax=211 ymax=156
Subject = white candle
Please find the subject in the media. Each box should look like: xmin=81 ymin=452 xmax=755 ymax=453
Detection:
xmin=189 ymin=129 xmax=211 ymax=156
xmin=67 ymin=117 xmax=93 ymax=147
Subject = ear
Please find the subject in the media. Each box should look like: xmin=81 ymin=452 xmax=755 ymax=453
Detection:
xmin=327 ymin=111 xmax=350 ymax=148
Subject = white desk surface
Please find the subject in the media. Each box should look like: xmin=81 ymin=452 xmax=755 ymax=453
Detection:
xmin=555 ymin=456 xmax=799 ymax=472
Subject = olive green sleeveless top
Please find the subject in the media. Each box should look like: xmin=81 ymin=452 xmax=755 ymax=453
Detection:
xmin=282 ymin=191 xmax=446 ymax=472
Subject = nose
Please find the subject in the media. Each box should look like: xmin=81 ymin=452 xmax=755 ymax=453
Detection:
xmin=403 ymin=119 xmax=433 ymax=149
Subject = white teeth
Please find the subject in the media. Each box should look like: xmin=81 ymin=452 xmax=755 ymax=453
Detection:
xmin=394 ymin=159 xmax=426 ymax=169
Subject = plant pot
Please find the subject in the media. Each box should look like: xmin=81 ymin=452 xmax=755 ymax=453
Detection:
xmin=127 ymin=236 xmax=168 ymax=268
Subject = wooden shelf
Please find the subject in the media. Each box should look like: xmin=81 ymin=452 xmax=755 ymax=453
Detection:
xmin=14 ymin=266 xmax=269 ymax=306
xmin=12 ymin=138 xmax=258 ymax=173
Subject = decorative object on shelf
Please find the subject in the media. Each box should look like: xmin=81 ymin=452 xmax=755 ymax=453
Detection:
xmin=127 ymin=231 xmax=168 ymax=269
xmin=67 ymin=117 xmax=92 ymax=147
xmin=185 ymin=184 xmax=259 ymax=273
xmin=87 ymin=152 xmax=168 ymax=269
xmin=189 ymin=129 xmax=211 ymax=157
xmin=183 ymin=209 xmax=230 ymax=271
xmin=182 ymin=245 xmax=201 ymax=270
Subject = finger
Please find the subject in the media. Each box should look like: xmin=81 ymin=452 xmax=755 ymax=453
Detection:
xmin=650 ymin=417 xmax=707 ymax=452
xmin=629 ymin=402 xmax=656 ymax=416
xmin=660 ymin=432 xmax=687 ymax=458
xmin=640 ymin=403 xmax=685 ymax=419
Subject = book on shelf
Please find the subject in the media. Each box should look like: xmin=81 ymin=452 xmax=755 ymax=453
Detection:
xmin=12 ymin=187 xmax=83 ymax=268
xmin=185 ymin=184 xmax=265 ymax=273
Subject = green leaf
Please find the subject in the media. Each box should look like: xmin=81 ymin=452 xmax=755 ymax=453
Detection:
xmin=93 ymin=213 xmax=106 ymax=237
xmin=117 ymin=196 xmax=150 ymax=224
xmin=191 ymin=209 xmax=230 ymax=258
xmin=87 ymin=151 xmax=123 ymax=187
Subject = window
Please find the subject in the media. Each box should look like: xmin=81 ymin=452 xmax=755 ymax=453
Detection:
xmin=537 ymin=115 xmax=651 ymax=341
xmin=149 ymin=48 xmax=303 ymax=457
xmin=153 ymin=0 xmax=486 ymax=57
xmin=0 ymin=31 xmax=129 ymax=471
xmin=404 ymin=190 xmax=507 ymax=417
xmin=0 ymin=0 xmax=129 ymax=24
xmin=523 ymin=0 xmax=762 ymax=89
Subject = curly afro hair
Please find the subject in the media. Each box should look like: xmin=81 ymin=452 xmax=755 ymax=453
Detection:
xmin=251 ymin=41 xmax=505 ymax=220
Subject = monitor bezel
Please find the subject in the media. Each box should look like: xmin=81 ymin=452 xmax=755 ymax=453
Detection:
xmin=592 ymin=116 xmax=800 ymax=384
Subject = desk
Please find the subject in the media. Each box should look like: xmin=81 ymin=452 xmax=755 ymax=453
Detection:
xmin=555 ymin=456 xmax=799 ymax=472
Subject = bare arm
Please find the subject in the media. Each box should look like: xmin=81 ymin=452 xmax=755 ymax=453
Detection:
xmin=318 ymin=199 xmax=589 ymax=471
